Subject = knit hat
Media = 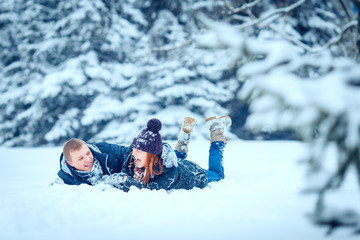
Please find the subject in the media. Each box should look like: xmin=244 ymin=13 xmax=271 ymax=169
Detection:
xmin=131 ymin=118 xmax=163 ymax=155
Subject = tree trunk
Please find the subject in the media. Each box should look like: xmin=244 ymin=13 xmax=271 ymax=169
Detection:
xmin=351 ymin=0 xmax=360 ymax=56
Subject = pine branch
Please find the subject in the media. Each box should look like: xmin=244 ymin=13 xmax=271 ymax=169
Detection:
xmin=229 ymin=0 xmax=357 ymax=54
xmin=267 ymin=20 xmax=357 ymax=53
xmin=267 ymin=23 xmax=314 ymax=52
xmin=315 ymin=21 xmax=358 ymax=52
xmin=223 ymin=0 xmax=261 ymax=15
xmin=150 ymin=39 xmax=194 ymax=52
xmin=231 ymin=14 xmax=251 ymax=22
xmin=338 ymin=0 xmax=352 ymax=21
xmin=355 ymin=149 xmax=360 ymax=187
xmin=350 ymin=0 xmax=360 ymax=57
xmin=316 ymin=154 xmax=353 ymax=209
xmin=236 ymin=0 xmax=306 ymax=30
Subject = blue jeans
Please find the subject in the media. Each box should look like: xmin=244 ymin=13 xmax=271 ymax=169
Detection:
xmin=174 ymin=141 xmax=225 ymax=183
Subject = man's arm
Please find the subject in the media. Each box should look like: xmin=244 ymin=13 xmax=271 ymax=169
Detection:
xmin=95 ymin=142 xmax=132 ymax=166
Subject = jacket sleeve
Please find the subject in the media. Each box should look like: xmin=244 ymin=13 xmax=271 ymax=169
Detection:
xmin=122 ymin=168 xmax=177 ymax=192
xmin=101 ymin=172 xmax=125 ymax=186
xmin=120 ymin=152 xmax=133 ymax=176
xmin=121 ymin=176 xmax=146 ymax=192
xmin=95 ymin=142 xmax=132 ymax=166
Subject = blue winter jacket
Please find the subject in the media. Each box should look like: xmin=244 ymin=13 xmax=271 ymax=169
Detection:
xmin=120 ymin=143 xmax=208 ymax=191
xmin=57 ymin=142 xmax=132 ymax=185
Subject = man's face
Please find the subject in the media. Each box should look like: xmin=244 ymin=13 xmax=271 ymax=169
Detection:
xmin=67 ymin=144 xmax=94 ymax=172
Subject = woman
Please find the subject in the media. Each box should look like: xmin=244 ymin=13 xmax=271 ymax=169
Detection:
xmin=120 ymin=115 xmax=231 ymax=191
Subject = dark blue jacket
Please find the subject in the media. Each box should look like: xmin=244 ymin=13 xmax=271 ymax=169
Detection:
xmin=121 ymin=143 xmax=208 ymax=191
xmin=57 ymin=142 xmax=132 ymax=185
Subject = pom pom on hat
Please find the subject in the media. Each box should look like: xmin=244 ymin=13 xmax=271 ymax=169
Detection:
xmin=131 ymin=118 xmax=163 ymax=155
xmin=147 ymin=118 xmax=162 ymax=133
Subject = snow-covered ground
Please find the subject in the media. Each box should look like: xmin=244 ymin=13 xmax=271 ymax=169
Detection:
xmin=0 ymin=140 xmax=359 ymax=240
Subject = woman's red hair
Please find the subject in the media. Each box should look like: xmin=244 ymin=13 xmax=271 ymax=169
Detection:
xmin=135 ymin=152 xmax=163 ymax=184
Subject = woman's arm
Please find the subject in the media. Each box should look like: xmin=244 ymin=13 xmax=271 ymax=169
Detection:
xmin=122 ymin=168 xmax=178 ymax=191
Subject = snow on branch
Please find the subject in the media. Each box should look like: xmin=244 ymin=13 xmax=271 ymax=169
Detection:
xmin=318 ymin=20 xmax=358 ymax=51
xmin=268 ymin=20 xmax=358 ymax=53
xmin=223 ymin=0 xmax=358 ymax=55
xmin=223 ymin=0 xmax=261 ymax=15
xmin=239 ymin=44 xmax=360 ymax=234
xmin=197 ymin=16 xmax=360 ymax=234
xmin=236 ymin=0 xmax=306 ymax=30
xmin=150 ymin=39 xmax=194 ymax=52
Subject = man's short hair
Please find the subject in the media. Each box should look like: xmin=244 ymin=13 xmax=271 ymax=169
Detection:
xmin=63 ymin=138 xmax=87 ymax=162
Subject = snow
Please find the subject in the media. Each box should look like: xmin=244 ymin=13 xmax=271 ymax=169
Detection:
xmin=197 ymin=14 xmax=243 ymax=49
xmin=122 ymin=3 xmax=148 ymax=26
xmin=1 ymin=140 xmax=359 ymax=240
xmin=308 ymin=15 xmax=339 ymax=32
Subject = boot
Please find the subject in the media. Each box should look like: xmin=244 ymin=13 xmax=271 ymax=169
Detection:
xmin=175 ymin=117 xmax=197 ymax=153
xmin=205 ymin=115 xmax=232 ymax=144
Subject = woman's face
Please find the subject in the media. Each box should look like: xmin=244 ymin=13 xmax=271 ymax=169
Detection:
xmin=132 ymin=148 xmax=147 ymax=168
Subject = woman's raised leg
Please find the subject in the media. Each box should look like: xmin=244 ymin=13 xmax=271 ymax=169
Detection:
xmin=174 ymin=117 xmax=197 ymax=159
xmin=204 ymin=116 xmax=231 ymax=182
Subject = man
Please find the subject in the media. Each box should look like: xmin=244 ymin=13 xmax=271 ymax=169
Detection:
xmin=57 ymin=138 xmax=132 ymax=186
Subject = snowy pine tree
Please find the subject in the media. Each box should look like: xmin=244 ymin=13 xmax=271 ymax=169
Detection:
xmin=1 ymin=0 xmax=359 ymax=157
xmin=0 ymin=0 xmax=237 ymax=146
xmin=197 ymin=0 xmax=360 ymax=234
